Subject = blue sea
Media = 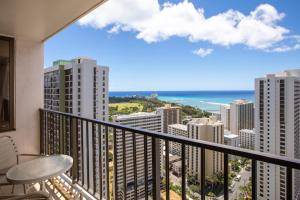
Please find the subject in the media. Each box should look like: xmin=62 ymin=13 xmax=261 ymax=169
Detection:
xmin=109 ymin=91 xmax=255 ymax=112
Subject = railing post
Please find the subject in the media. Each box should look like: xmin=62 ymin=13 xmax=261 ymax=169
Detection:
xmin=165 ymin=140 xmax=170 ymax=200
xmin=223 ymin=153 xmax=228 ymax=200
xmin=39 ymin=109 xmax=45 ymax=154
xmin=181 ymin=144 xmax=186 ymax=200
xmin=252 ymin=159 xmax=257 ymax=200
xmin=71 ymin=117 xmax=78 ymax=182
xmin=152 ymin=137 xmax=161 ymax=200
xmin=113 ymin=128 xmax=118 ymax=200
xmin=201 ymin=148 xmax=205 ymax=200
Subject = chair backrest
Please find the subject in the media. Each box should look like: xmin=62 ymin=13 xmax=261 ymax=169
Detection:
xmin=0 ymin=136 xmax=18 ymax=173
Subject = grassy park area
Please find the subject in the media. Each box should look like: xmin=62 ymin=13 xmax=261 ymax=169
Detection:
xmin=109 ymin=102 xmax=144 ymax=116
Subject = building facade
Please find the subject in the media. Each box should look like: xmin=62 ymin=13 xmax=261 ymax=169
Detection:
xmin=156 ymin=104 xmax=181 ymax=133
xmin=44 ymin=57 xmax=109 ymax=198
xmin=113 ymin=112 xmax=162 ymax=200
xmin=220 ymin=105 xmax=231 ymax=130
xmin=230 ymin=99 xmax=254 ymax=135
xmin=239 ymin=129 xmax=255 ymax=150
xmin=168 ymin=124 xmax=188 ymax=156
xmin=187 ymin=117 xmax=224 ymax=182
xmin=224 ymin=130 xmax=239 ymax=148
xmin=255 ymin=69 xmax=300 ymax=200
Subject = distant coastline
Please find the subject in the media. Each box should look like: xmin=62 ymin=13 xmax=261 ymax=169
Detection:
xmin=110 ymin=90 xmax=255 ymax=112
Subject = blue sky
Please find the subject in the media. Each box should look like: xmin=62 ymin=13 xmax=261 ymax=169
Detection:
xmin=45 ymin=0 xmax=300 ymax=91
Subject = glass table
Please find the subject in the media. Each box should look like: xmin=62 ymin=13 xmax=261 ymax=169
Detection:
xmin=6 ymin=154 xmax=73 ymax=194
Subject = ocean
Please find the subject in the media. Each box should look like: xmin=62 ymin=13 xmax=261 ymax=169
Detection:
xmin=109 ymin=91 xmax=255 ymax=112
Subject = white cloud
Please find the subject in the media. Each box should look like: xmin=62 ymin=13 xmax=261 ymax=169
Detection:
xmin=193 ymin=48 xmax=213 ymax=57
xmin=79 ymin=0 xmax=298 ymax=51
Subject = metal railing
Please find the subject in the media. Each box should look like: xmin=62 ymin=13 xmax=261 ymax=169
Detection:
xmin=40 ymin=109 xmax=300 ymax=200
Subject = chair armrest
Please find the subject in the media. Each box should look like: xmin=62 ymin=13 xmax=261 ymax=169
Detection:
xmin=3 ymin=191 xmax=50 ymax=200
xmin=17 ymin=154 xmax=47 ymax=164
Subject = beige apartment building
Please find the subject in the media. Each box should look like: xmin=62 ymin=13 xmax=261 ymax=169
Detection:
xmin=157 ymin=104 xmax=182 ymax=133
xmin=230 ymin=99 xmax=254 ymax=135
xmin=187 ymin=117 xmax=224 ymax=182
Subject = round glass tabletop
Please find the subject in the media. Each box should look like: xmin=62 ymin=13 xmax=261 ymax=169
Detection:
xmin=6 ymin=154 xmax=73 ymax=184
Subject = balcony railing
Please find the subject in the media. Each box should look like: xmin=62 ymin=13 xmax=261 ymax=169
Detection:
xmin=40 ymin=109 xmax=300 ymax=200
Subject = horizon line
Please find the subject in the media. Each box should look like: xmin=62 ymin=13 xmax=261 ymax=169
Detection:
xmin=109 ymin=89 xmax=255 ymax=92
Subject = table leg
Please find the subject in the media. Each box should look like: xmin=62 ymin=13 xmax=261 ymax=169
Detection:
xmin=23 ymin=184 xmax=26 ymax=194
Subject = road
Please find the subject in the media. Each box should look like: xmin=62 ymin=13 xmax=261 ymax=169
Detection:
xmin=229 ymin=167 xmax=251 ymax=200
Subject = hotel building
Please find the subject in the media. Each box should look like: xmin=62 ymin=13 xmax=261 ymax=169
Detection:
xmin=44 ymin=57 xmax=109 ymax=198
xmin=113 ymin=112 xmax=162 ymax=200
xmin=156 ymin=104 xmax=181 ymax=133
xmin=255 ymin=69 xmax=300 ymax=200
xmin=187 ymin=117 xmax=224 ymax=182
xmin=230 ymin=99 xmax=254 ymax=135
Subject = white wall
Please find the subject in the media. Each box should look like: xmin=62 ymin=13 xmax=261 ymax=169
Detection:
xmin=3 ymin=38 xmax=43 ymax=154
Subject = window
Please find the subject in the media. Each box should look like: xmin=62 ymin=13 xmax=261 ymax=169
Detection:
xmin=0 ymin=36 xmax=14 ymax=132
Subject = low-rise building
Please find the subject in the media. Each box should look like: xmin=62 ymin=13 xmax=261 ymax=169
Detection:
xmin=240 ymin=129 xmax=255 ymax=150
xmin=171 ymin=160 xmax=182 ymax=177
xmin=224 ymin=130 xmax=239 ymax=147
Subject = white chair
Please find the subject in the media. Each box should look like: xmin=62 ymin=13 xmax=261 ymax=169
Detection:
xmin=0 ymin=135 xmax=43 ymax=194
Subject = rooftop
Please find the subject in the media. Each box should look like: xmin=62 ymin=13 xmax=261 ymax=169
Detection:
xmin=231 ymin=99 xmax=253 ymax=105
xmin=224 ymin=130 xmax=239 ymax=139
xmin=240 ymin=129 xmax=255 ymax=134
xmin=168 ymin=124 xmax=187 ymax=131
xmin=188 ymin=117 xmax=222 ymax=126
xmin=113 ymin=112 xmax=160 ymax=120
xmin=158 ymin=104 xmax=181 ymax=110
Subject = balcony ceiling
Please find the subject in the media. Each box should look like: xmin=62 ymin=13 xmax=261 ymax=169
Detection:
xmin=0 ymin=0 xmax=106 ymax=41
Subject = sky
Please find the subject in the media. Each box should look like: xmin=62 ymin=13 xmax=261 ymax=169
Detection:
xmin=45 ymin=0 xmax=300 ymax=91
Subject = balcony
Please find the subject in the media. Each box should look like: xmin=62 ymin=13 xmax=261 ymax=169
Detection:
xmin=1 ymin=1 xmax=300 ymax=200
xmin=39 ymin=109 xmax=300 ymax=200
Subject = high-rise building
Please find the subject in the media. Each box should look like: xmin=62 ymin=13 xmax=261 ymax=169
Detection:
xmin=44 ymin=57 xmax=109 ymax=198
xmin=168 ymin=124 xmax=188 ymax=156
xmin=44 ymin=57 xmax=109 ymax=121
xmin=239 ymin=129 xmax=255 ymax=150
xmin=255 ymin=69 xmax=300 ymax=200
xmin=230 ymin=99 xmax=254 ymax=135
xmin=156 ymin=104 xmax=181 ymax=133
xmin=113 ymin=112 xmax=162 ymax=200
xmin=220 ymin=105 xmax=231 ymax=130
xmin=187 ymin=117 xmax=224 ymax=182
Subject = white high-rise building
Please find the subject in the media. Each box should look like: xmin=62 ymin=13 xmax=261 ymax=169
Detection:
xmin=113 ymin=112 xmax=162 ymax=200
xmin=44 ymin=57 xmax=109 ymax=198
xmin=168 ymin=124 xmax=188 ymax=156
xmin=239 ymin=129 xmax=255 ymax=150
xmin=187 ymin=117 xmax=224 ymax=182
xmin=255 ymin=69 xmax=300 ymax=200
xmin=230 ymin=99 xmax=254 ymax=135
